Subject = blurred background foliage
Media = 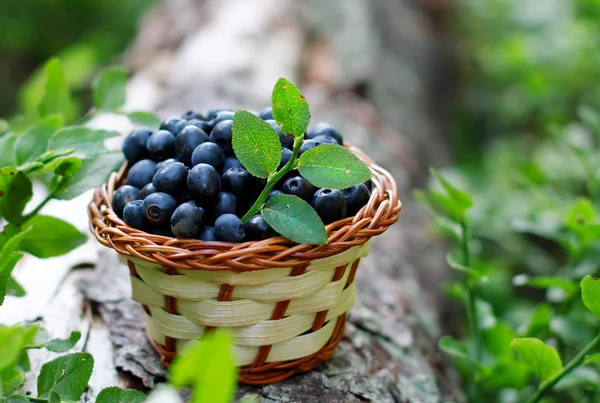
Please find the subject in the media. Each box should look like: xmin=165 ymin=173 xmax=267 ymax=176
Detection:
xmin=0 ymin=0 xmax=154 ymax=118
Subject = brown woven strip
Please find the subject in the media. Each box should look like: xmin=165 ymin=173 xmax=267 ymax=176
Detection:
xmin=346 ymin=259 xmax=360 ymax=288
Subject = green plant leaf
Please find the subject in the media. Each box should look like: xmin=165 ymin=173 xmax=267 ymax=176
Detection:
xmin=2 ymin=368 xmax=25 ymax=395
xmin=48 ymin=391 xmax=61 ymax=403
xmin=170 ymin=328 xmax=237 ymax=403
xmin=523 ymin=303 xmax=553 ymax=337
xmin=48 ymin=127 xmax=119 ymax=157
xmin=297 ymin=144 xmax=372 ymax=188
xmin=43 ymin=331 xmax=81 ymax=353
xmin=93 ymin=66 xmax=127 ymax=111
xmin=3 ymin=396 xmax=30 ymax=403
xmin=232 ymin=110 xmax=282 ymax=178
xmin=36 ymin=149 xmax=77 ymax=165
xmin=0 ymin=168 xmax=33 ymax=225
xmin=0 ymin=325 xmax=33 ymax=372
xmin=55 ymin=152 xmax=124 ymax=200
xmin=15 ymin=115 xmax=63 ymax=165
xmin=483 ymin=356 xmax=530 ymax=390
xmin=271 ymin=77 xmax=310 ymax=137
xmin=0 ymin=119 xmax=8 ymax=134
xmin=510 ymin=337 xmax=562 ymax=383
xmin=430 ymin=168 xmax=473 ymax=210
xmin=583 ymin=353 xmax=600 ymax=365
xmin=0 ymin=252 xmax=25 ymax=306
xmin=513 ymin=275 xmax=577 ymax=297
xmin=96 ymin=387 xmax=147 ymax=403
xmin=0 ymin=133 xmax=18 ymax=168
xmin=262 ymin=194 xmax=327 ymax=244
xmin=581 ymin=275 xmax=600 ymax=318
xmin=20 ymin=215 xmax=86 ymax=258
xmin=127 ymin=111 xmax=161 ymax=129
xmin=38 ymin=59 xmax=71 ymax=120
xmin=37 ymin=352 xmax=94 ymax=400
xmin=438 ymin=335 xmax=486 ymax=373
xmin=6 ymin=276 xmax=26 ymax=298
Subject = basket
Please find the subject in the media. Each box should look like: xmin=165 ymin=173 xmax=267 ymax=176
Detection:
xmin=88 ymin=143 xmax=401 ymax=385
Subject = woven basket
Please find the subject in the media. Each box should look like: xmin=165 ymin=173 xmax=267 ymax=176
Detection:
xmin=88 ymin=143 xmax=401 ymax=385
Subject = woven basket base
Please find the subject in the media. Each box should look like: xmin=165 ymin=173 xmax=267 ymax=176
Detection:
xmin=147 ymin=314 xmax=346 ymax=385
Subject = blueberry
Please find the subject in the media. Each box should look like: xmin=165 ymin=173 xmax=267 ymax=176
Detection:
xmin=147 ymin=130 xmax=176 ymax=161
xmin=364 ymin=179 xmax=373 ymax=192
xmin=197 ymin=226 xmax=217 ymax=241
xmin=209 ymin=111 xmax=235 ymax=126
xmin=122 ymin=128 xmax=152 ymax=163
xmin=307 ymin=123 xmax=343 ymax=145
xmin=153 ymin=162 xmax=189 ymax=195
xmin=175 ymin=125 xmax=210 ymax=166
xmin=155 ymin=158 xmax=179 ymax=173
xmin=209 ymin=120 xmax=234 ymax=154
xmin=127 ymin=159 xmax=157 ymax=188
xmin=279 ymin=148 xmax=293 ymax=170
xmin=312 ymin=188 xmax=347 ymax=224
xmin=221 ymin=167 xmax=252 ymax=199
xmin=258 ymin=106 xmax=274 ymax=120
xmin=143 ymin=192 xmax=177 ymax=226
xmin=214 ymin=214 xmax=245 ymax=242
xmin=282 ymin=176 xmax=316 ymax=202
xmin=194 ymin=111 xmax=207 ymax=121
xmin=182 ymin=109 xmax=197 ymax=120
xmin=123 ymin=200 xmax=147 ymax=230
xmin=267 ymin=189 xmax=283 ymax=201
xmin=222 ymin=156 xmax=244 ymax=173
xmin=112 ymin=185 xmax=141 ymax=217
xmin=311 ymin=134 xmax=339 ymax=146
xmin=171 ymin=201 xmax=205 ymax=238
xmin=150 ymin=225 xmax=175 ymax=237
xmin=191 ymin=142 xmax=225 ymax=171
xmin=265 ymin=119 xmax=293 ymax=150
xmin=298 ymin=140 xmax=320 ymax=156
xmin=160 ymin=117 xmax=188 ymax=135
xmin=343 ymin=184 xmax=371 ymax=216
xmin=186 ymin=119 xmax=213 ymax=134
xmin=187 ymin=163 xmax=220 ymax=202
xmin=212 ymin=192 xmax=237 ymax=217
xmin=140 ymin=183 xmax=158 ymax=199
xmin=207 ymin=108 xmax=232 ymax=120
xmin=244 ymin=214 xmax=275 ymax=241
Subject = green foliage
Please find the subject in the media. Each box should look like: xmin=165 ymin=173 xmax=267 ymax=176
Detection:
xmin=232 ymin=110 xmax=282 ymax=178
xmin=37 ymin=353 xmax=93 ymax=400
xmin=127 ymin=111 xmax=162 ymax=129
xmin=20 ymin=216 xmax=87 ymax=258
xmin=298 ymin=144 xmax=372 ymax=189
xmin=511 ymin=338 xmax=562 ymax=383
xmin=38 ymin=59 xmax=72 ymax=121
xmin=271 ymin=77 xmax=311 ymax=137
xmin=581 ymin=276 xmax=600 ymax=318
xmin=95 ymin=387 xmax=147 ymax=403
xmin=262 ymin=195 xmax=328 ymax=245
xmin=92 ymin=67 xmax=127 ymax=112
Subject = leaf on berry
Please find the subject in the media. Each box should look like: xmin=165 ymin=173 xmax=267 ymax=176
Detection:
xmin=20 ymin=215 xmax=86 ymax=258
xmin=93 ymin=66 xmax=128 ymax=112
xmin=96 ymin=387 xmax=147 ymax=403
xmin=127 ymin=111 xmax=161 ymax=129
xmin=510 ymin=337 xmax=562 ymax=383
xmin=0 ymin=168 xmax=33 ymax=224
xmin=297 ymin=144 xmax=371 ymax=189
xmin=581 ymin=275 xmax=600 ymax=318
xmin=232 ymin=110 xmax=282 ymax=178
xmin=15 ymin=114 xmax=64 ymax=165
xmin=37 ymin=352 xmax=94 ymax=400
xmin=262 ymin=195 xmax=328 ymax=245
xmin=271 ymin=78 xmax=310 ymax=137
xmin=48 ymin=126 xmax=119 ymax=157
xmin=55 ymin=152 xmax=124 ymax=200
xmin=38 ymin=59 xmax=72 ymax=121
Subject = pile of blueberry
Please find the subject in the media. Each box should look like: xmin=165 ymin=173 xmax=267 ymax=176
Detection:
xmin=112 ymin=107 xmax=372 ymax=242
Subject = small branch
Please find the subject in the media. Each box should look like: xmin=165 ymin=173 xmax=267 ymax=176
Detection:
xmin=527 ymin=331 xmax=600 ymax=403
xmin=23 ymin=177 xmax=69 ymax=222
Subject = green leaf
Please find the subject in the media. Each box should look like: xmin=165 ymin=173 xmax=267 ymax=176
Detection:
xmin=96 ymin=387 xmax=147 ymax=403
xmin=0 ymin=168 xmax=33 ymax=224
xmin=37 ymin=352 xmax=94 ymax=400
xmin=483 ymin=357 xmax=530 ymax=390
xmin=15 ymin=115 xmax=64 ymax=165
xmin=127 ymin=111 xmax=161 ymax=129
xmin=446 ymin=253 xmax=482 ymax=286
xmin=0 ymin=133 xmax=18 ymax=168
xmin=510 ymin=337 xmax=562 ymax=383
xmin=93 ymin=66 xmax=127 ymax=111
xmin=170 ymin=328 xmax=237 ymax=403
xmin=3 ymin=396 xmax=30 ymax=403
xmin=232 ymin=110 xmax=282 ymax=178
xmin=6 ymin=276 xmax=26 ymax=298
xmin=16 ymin=351 xmax=31 ymax=372
xmin=2 ymin=368 xmax=25 ymax=395
xmin=523 ymin=303 xmax=553 ymax=337
xmin=584 ymin=353 xmax=600 ymax=365
xmin=430 ymin=168 xmax=473 ymax=210
xmin=0 ymin=326 xmax=33 ymax=372
xmin=36 ymin=149 xmax=76 ymax=165
xmin=38 ymin=59 xmax=71 ymax=120
xmin=271 ymin=77 xmax=310 ymax=137
xmin=48 ymin=391 xmax=61 ymax=403
xmin=0 ymin=119 xmax=8 ymax=135
xmin=0 ymin=252 xmax=25 ymax=306
xmin=581 ymin=275 xmax=600 ymax=318
xmin=298 ymin=144 xmax=372 ymax=188
xmin=438 ymin=335 xmax=486 ymax=372
xmin=262 ymin=195 xmax=327 ymax=245
xmin=513 ymin=275 xmax=577 ymax=297
xmin=48 ymin=127 xmax=119 ymax=157
xmin=20 ymin=215 xmax=86 ymax=258
xmin=44 ymin=331 xmax=81 ymax=353
xmin=55 ymin=152 xmax=124 ymax=200
xmin=485 ymin=321 xmax=516 ymax=356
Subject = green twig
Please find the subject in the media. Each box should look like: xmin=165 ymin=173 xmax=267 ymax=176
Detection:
xmin=527 ymin=331 xmax=600 ymax=403
xmin=240 ymin=135 xmax=304 ymax=223
xmin=23 ymin=177 xmax=69 ymax=222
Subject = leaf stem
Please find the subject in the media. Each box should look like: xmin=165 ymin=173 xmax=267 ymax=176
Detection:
xmin=527 ymin=330 xmax=600 ymax=403
xmin=241 ymin=135 xmax=304 ymax=223
xmin=23 ymin=176 xmax=69 ymax=222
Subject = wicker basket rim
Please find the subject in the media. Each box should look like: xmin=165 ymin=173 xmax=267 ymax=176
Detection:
xmin=88 ymin=142 xmax=401 ymax=271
